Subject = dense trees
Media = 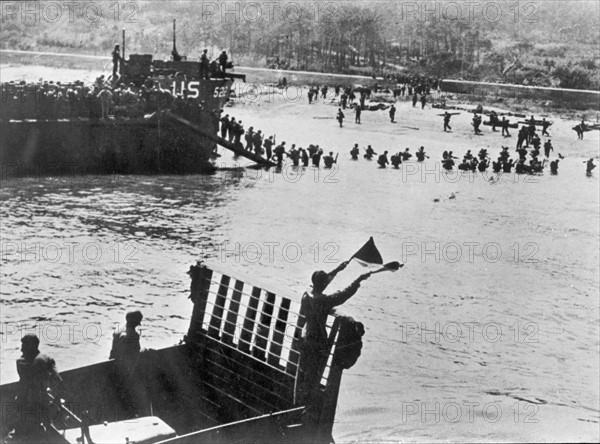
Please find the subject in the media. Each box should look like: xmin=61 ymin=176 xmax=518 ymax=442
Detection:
xmin=1 ymin=0 xmax=598 ymax=89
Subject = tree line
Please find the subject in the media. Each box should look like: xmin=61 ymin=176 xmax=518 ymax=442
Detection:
xmin=1 ymin=0 xmax=598 ymax=89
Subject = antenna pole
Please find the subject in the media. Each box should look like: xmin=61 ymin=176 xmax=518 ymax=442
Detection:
xmin=173 ymin=19 xmax=177 ymax=54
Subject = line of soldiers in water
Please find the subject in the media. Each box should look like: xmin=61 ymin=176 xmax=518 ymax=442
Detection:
xmin=219 ymin=114 xmax=338 ymax=168
xmin=221 ymin=111 xmax=597 ymax=175
xmin=355 ymin=143 xmax=596 ymax=176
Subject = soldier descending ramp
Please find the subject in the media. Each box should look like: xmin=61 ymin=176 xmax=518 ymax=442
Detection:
xmin=165 ymin=111 xmax=276 ymax=167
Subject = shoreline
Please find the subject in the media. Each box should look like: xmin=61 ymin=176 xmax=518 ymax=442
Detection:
xmin=2 ymin=49 xmax=599 ymax=119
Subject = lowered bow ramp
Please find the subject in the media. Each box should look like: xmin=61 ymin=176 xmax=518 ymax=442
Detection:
xmin=165 ymin=112 xmax=275 ymax=167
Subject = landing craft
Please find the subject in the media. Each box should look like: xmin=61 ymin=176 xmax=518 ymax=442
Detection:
xmin=0 ymin=21 xmax=272 ymax=178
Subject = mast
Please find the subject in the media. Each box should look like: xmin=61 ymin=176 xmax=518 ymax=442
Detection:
xmin=171 ymin=19 xmax=181 ymax=61
xmin=173 ymin=19 xmax=177 ymax=55
xmin=122 ymin=29 xmax=125 ymax=59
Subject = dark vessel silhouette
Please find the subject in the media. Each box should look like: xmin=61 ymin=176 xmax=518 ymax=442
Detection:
xmin=0 ymin=21 xmax=267 ymax=177
xmin=0 ymin=262 xmax=365 ymax=443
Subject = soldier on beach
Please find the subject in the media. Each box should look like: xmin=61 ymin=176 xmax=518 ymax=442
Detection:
xmin=337 ymin=108 xmax=345 ymax=127
xmin=364 ymin=145 xmax=376 ymax=160
xmin=300 ymin=148 xmax=309 ymax=166
xmin=489 ymin=111 xmax=499 ymax=131
xmin=389 ymin=105 xmax=396 ymax=123
xmin=377 ymin=151 xmax=389 ymax=168
xmin=586 ymin=158 xmax=596 ymax=175
xmin=472 ymin=114 xmax=482 ymax=134
xmin=544 ymin=140 xmax=554 ymax=158
xmin=274 ymin=141 xmax=286 ymax=167
xmin=350 ymin=144 xmax=360 ymax=160
xmin=501 ymin=117 xmax=511 ymax=137
xmin=355 ymin=106 xmax=362 ymax=124
xmin=312 ymin=148 xmax=323 ymax=167
xmin=443 ymin=112 xmax=452 ymax=132
xmin=323 ymin=152 xmax=337 ymax=169
xmin=542 ymin=118 xmax=550 ymax=136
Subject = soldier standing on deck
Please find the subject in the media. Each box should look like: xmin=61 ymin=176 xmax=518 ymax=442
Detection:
xmin=110 ymin=311 xmax=144 ymax=376
xmin=218 ymin=51 xmax=229 ymax=74
xmin=110 ymin=311 xmax=148 ymax=416
xmin=199 ymin=49 xmax=210 ymax=79
xmin=297 ymin=262 xmax=371 ymax=442
xmin=112 ymin=44 xmax=122 ymax=80
xmin=8 ymin=335 xmax=63 ymax=442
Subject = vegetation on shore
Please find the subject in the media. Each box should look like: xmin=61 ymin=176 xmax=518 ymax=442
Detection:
xmin=1 ymin=0 xmax=599 ymax=90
